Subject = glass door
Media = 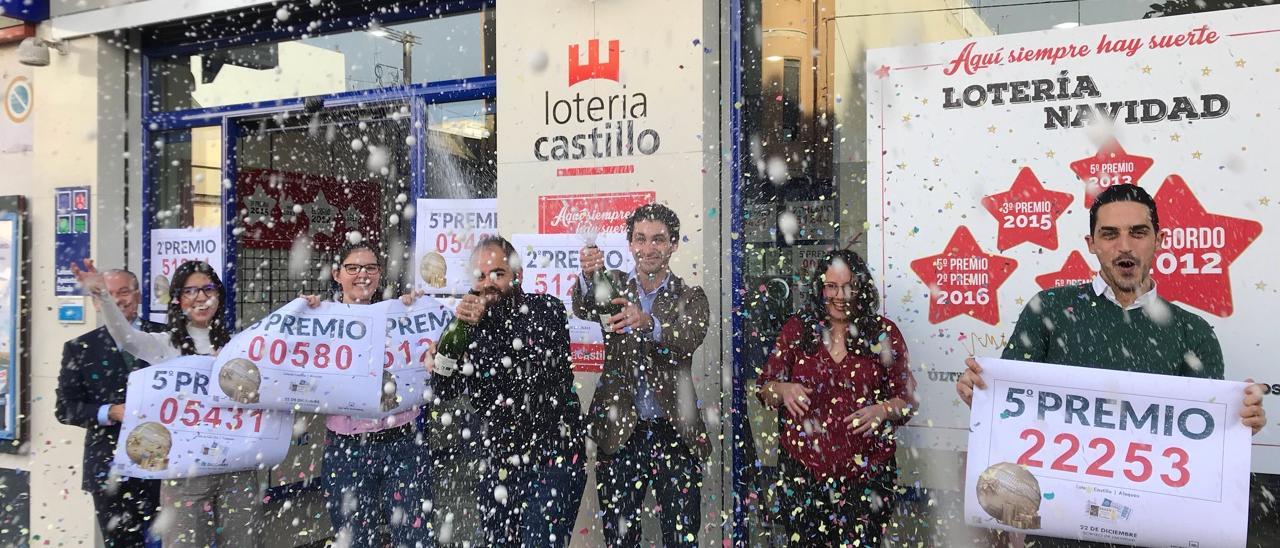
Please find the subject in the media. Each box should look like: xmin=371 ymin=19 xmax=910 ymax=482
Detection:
xmin=230 ymin=102 xmax=413 ymax=327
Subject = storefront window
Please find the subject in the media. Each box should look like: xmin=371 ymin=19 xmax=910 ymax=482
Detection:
xmin=147 ymin=127 xmax=224 ymax=230
xmin=737 ymin=1 xmax=1274 ymax=545
xmin=149 ymin=9 xmax=495 ymax=112
xmin=231 ymin=102 xmax=412 ymax=326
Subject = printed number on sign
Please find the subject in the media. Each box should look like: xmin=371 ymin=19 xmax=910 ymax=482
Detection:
xmin=384 ymin=338 xmax=436 ymax=369
xmin=1088 ymin=175 xmax=1133 ymax=188
xmin=247 ymin=336 xmax=353 ymax=370
xmin=1002 ymin=214 xmax=1052 ymax=230
xmin=1155 ymin=252 xmax=1222 ymax=275
xmin=158 ymin=397 xmax=264 ymax=433
xmin=436 ymin=232 xmax=495 ymax=254
xmin=1015 ymin=428 xmax=1189 ymax=488
xmin=159 ymin=257 xmax=210 ymax=277
xmin=936 ymin=288 xmax=990 ymax=305
xmin=533 ymin=272 xmax=579 ymax=298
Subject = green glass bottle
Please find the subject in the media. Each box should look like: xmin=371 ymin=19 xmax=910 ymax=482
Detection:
xmin=592 ymin=268 xmax=624 ymax=331
xmin=434 ymin=292 xmax=476 ymax=376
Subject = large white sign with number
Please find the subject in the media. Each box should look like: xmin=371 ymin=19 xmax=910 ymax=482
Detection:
xmin=113 ymin=356 xmax=293 ymax=480
xmin=371 ymin=296 xmax=451 ymax=415
xmin=509 ymin=233 xmax=634 ymax=308
xmin=867 ymin=6 xmax=1280 ymax=472
xmin=965 ymin=358 xmax=1250 ymax=547
xmin=413 ymin=199 xmax=498 ymax=296
xmin=148 ymin=227 xmax=224 ymax=322
xmin=210 ymin=299 xmax=384 ymax=416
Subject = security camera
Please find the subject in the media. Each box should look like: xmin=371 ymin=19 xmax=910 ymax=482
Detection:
xmin=18 ymin=37 xmax=67 ymax=67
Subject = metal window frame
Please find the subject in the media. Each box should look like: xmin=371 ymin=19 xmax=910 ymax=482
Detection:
xmin=139 ymin=0 xmax=496 ymax=330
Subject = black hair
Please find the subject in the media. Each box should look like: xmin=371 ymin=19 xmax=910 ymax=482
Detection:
xmin=167 ymin=261 xmax=231 ymax=355
xmin=331 ymin=241 xmax=384 ymax=303
xmin=798 ymin=249 xmax=885 ymax=355
xmin=1089 ymin=184 xmax=1159 ymax=234
xmin=472 ymin=235 xmax=523 ymax=279
xmin=625 ymin=203 xmax=680 ymax=243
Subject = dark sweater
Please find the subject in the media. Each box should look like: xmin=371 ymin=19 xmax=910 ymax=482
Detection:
xmin=1001 ymin=283 xmax=1223 ymax=380
xmin=1001 ymin=283 xmax=1225 ymax=548
xmin=435 ymin=290 xmax=583 ymax=461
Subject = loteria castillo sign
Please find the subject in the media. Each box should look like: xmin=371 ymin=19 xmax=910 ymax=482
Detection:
xmin=497 ymin=0 xmax=704 ymax=185
xmin=534 ymin=38 xmax=660 ymax=176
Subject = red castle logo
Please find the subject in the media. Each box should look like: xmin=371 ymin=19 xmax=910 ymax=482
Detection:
xmin=568 ymin=39 xmax=620 ymax=86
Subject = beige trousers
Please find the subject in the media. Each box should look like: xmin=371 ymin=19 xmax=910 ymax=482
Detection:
xmin=158 ymin=470 xmax=262 ymax=547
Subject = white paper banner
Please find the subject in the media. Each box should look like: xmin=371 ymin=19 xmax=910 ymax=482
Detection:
xmin=370 ymin=296 xmax=452 ymax=415
xmin=965 ymin=358 xmax=1250 ymax=547
xmin=210 ymin=299 xmax=384 ymax=415
xmin=509 ymin=232 xmax=634 ymax=308
xmin=113 ymin=355 xmax=293 ymax=480
xmin=148 ymin=227 xmax=224 ymax=323
xmin=413 ymin=198 xmax=498 ymax=296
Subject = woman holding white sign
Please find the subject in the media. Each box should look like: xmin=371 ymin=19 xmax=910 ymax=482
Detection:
xmin=300 ymin=242 xmax=434 ymax=548
xmin=73 ymin=259 xmax=263 ymax=547
xmin=756 ymin=250 xmax=916 ymax=546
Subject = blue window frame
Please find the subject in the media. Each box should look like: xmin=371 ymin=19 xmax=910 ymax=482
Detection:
xmin=140 ymin=1 xmax=496 ymax=330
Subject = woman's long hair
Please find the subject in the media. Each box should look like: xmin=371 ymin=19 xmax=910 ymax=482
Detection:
xmin=166 ymin=261 xmax=232 ymax=355
xmin=797 ymin=249 xmax=885 ymax=355
xmin=330 ymin=241 xmax=384 ymax=303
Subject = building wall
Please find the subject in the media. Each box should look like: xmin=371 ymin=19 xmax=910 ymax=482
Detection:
xmin=0 ymin=34 xmax=112 ymax=547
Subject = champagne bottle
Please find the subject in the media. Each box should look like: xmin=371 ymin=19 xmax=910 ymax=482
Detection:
xmin=592 ymin=267 xmax=624 ymax=331
xmin=434 ymin=291 xmax=477 ymax=377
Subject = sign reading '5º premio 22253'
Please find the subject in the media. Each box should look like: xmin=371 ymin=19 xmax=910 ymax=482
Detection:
xmin=965 ymin=358 xmax=1250 ymax=547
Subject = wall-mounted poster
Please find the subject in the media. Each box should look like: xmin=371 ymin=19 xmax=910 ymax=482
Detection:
xmin=866 ymin=7 xmax=1280 ymax=473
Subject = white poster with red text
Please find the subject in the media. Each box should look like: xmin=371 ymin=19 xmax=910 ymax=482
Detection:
xmin=113 ymin=355 xmax=293 ymax=480
xmin=510 ymin=232 xmax=634 ymax=373
xmin=372 ymin=296 xmax=452 ymax=415
xmin=867 ymin=6 xmax=1280 ymax=472
xmin=208 ymin=299 xmax=385 ymax=416
xmin=413 ymin=199 xmax=498 ymax=297
xmin=148 ymin=228 xmax=224 ymax=323
xmin=965 ymin=358 xmax=1250 ymax=547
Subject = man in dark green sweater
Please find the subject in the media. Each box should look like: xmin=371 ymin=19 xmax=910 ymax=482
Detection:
xmin=956 ymin=184 xmax=1267 ymax=546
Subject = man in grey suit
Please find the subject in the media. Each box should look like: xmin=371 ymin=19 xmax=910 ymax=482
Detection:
xmin=573 ymin=203 xmax=710 ymax=547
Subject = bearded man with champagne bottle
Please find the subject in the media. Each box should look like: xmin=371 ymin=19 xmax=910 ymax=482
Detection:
xmin=572 ymin=203 xmax=711 ymax=547
xmin=431 ymin=236 xmax=585 ymax=547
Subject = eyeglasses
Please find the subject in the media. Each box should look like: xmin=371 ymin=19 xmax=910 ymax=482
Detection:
xmin=821 ymin=283 xmax=856 ymax=297
xmin=341 ymin=263 xmax=382 ymax=275
xmin=179 ymin=284 xmax=218 ymax=298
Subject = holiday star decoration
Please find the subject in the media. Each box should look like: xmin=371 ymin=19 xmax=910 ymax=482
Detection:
xmin=1069 ymin=139 xmax=1154 ymax=208
xmin=1150 ymin=175 xmax=1263 ymax=317
xmin=910 ymin=226 xmax=1018 ymax=325
xmin=981 ymin=167 xmax=1074 ymax=251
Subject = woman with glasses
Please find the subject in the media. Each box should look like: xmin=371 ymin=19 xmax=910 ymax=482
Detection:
xmin=300 ymin=242 xmax=434 ymax=548
xmin=755 ymin=250 xmax=916 ymax=546
xmin=72 ymin=259 xmax=263 ymax=547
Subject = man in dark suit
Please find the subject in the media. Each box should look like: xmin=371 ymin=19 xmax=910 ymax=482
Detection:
xmin=573 ymin=204 xmax=711 ymax=547
xmin=56 ymin=269 xmax=163 ymax=547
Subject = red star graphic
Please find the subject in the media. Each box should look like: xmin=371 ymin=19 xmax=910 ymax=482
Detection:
xmin=874 ymin=65 xmax=891 ymax=78
xmin=1036 ymin=250 xmax=1097 ymax=290
xmin=910 ymin=226 xmax=1018 ymax=325
xmin=1069 ymin=139 xmax=1154 ymax=208
xmin=1150 ymin=175 xmax=1262 ymax=317
xmin=981 ymin=167 xmax=1075 ymax=251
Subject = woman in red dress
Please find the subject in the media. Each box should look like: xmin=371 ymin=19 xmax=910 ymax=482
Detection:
xmin=757 ymin=249 xmax=916 ymax=545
